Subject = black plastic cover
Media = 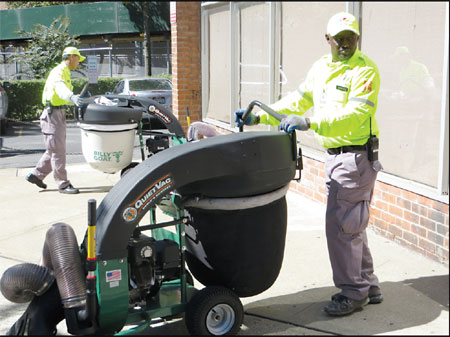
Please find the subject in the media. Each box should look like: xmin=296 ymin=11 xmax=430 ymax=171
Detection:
xmin=185 ymin=196 xmax=287 ymax=297
xmin=95 ymin=131 xmax=297 ymax=260
xmin=80 ymin=103 xmax=143 ymax=125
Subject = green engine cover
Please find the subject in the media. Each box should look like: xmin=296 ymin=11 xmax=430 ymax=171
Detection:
xmin=96 ymin=258 xmax=129 ymax=333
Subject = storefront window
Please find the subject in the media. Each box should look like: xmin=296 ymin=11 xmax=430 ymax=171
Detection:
xmin=279 ymin=2 xmax=344 ymax=152
xmin=202 ymin=2 xmax=448 ymax=194
xmin=205 ymin=7 xmax=230 ymax=123
xmin=362 ymin=2 xmax=446 ymax=188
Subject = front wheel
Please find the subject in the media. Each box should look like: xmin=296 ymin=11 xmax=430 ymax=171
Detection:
xmin=185 ymin=286 xmax=243 ymax=335
xmin=120 ymin=162 xmax=139 ymax=177
xmin=0 ymin=118 xmax=7 ymax=135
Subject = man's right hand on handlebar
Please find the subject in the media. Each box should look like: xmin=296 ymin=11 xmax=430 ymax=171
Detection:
xmin=70 ymin=94 xmax=86 ymax=107
xmin=234 ymin=109 xmax=260 ymax=127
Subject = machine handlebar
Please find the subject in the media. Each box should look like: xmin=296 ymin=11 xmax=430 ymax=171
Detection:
xmin=239 ymin=100 xmax=284 ymax=132
xmin=80 ymin=83 xmax=89 ymax=97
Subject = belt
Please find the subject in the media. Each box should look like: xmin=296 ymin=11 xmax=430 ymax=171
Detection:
xmin=50 ymin=105 xmax=68 ymax=109
xmin=327 ymin=143 xmax=367 ymax=155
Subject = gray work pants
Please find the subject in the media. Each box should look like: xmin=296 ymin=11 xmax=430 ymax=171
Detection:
xmin=325 ymin=150 xmax=382 ymax=301
xmin=32 ymin=107 xmax=71 ymax=189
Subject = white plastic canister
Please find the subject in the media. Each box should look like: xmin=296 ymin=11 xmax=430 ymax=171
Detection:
xmin=78 ymin=123 xmax=138 ymax=174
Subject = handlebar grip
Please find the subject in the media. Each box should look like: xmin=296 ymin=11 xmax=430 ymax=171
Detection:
xmin=239 ymin=100 xmax=284 ymax=132
xmin=80 ymin=83 xmax=89 ymax=97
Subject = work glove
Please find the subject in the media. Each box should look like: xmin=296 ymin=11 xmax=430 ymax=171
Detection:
xmin=70 ymin=94 xmax=86 ymax=107
xmin=234 ymin=109 xmax=259 ymax=127
xmin=280 ymin=115 xmax=309 ymax=133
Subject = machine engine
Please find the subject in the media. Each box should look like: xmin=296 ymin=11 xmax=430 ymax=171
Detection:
xmin=145 ymin=135 xmax=170 ymax=157
xmin=127 ymin=233 xmax=180 ymax=305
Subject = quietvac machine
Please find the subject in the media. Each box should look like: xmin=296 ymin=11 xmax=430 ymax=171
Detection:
xmin=0 ymin=101 xmax=303 ymax=335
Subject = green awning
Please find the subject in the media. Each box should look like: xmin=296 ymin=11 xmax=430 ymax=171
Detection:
xmin=0 ymin=2 xmax=169 ymax=41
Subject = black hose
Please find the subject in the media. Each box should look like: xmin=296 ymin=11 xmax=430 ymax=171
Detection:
xmin=45 ymin=222 xmax=86 ymax=309
xmin=0 ymin=263 xmax=55 ymax=303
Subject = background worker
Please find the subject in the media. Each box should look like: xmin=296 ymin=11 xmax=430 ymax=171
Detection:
xmin=235 ymin=12 xmax=383 ymax=316
xmin=26 ymin=47 xmax=86 ymax=194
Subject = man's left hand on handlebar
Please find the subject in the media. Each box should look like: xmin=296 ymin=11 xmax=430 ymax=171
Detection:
xmin=280 ymin=114 xmax=310 ymax=133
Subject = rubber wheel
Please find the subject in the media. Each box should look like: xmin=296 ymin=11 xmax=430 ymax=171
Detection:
xmin=120 ymin=162 xmax=139 ymax=177
xmin=0 ymin=119 xmax=7 ymax=136
xmin=185 ymin=286 xmax=243 ymax=335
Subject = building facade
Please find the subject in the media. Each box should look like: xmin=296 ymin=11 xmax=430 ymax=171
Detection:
xmin=170 ymin=2 xmax=449 ymax=264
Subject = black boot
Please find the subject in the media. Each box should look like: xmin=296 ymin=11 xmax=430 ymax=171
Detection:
xmin=7 ymin=282 xmax=64 ymax=335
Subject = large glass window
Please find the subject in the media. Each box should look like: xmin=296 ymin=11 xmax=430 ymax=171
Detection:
xmin=238 ymin=3 xmax=270 ymax=109
xmin=361 ymin=2 xmax=447 ymax=188
xmin=201 ymin=2 xmax=448 ymax=197
xmin=205 ymin=7 xmax=230 ymax=123
xmin=279 ymin=2 xmax=344 ymax=152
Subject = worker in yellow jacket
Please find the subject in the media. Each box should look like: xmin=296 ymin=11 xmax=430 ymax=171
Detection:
xmin=236 ymin=12 xmax=383 ymax=316
xmin=26 ymin=47 xmax=86 ymax=194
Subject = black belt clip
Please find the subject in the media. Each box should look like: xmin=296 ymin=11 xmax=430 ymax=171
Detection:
xmin=327 ymin=143 xmax=368 ymax=155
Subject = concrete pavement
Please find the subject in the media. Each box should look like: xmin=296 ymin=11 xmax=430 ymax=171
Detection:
xmin=0 ymin=162 xmax=448 ymax=335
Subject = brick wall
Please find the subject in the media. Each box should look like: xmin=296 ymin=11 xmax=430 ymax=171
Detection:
xmin=290 ymin=156 xmax=449 ymax=265
xmin=170 ymin=1 xmax=202 ymax=134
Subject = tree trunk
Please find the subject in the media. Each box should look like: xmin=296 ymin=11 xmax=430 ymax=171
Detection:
xmin=143 ymin=2 xmax=152 ymax=76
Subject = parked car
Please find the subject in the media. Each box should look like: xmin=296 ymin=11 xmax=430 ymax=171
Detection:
xmin=0 ymin=81 xmax=10 ymax=135
xmin=107 ymin=77 xmax=173 ymax=130
xmin=110 ymin=77 xmax=172 ymax=109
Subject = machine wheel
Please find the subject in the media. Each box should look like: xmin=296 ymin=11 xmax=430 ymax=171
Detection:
xmin=185 ymin=286 xmax=243 ymax=335
xmin=120 ymin=162 xmax=139 ymax=177
xmin=0 ymin=119 xmax=7 ymax=136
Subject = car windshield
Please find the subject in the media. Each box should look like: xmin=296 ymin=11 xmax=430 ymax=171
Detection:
xmin=129 ymin=79 xmax=172 ymax=91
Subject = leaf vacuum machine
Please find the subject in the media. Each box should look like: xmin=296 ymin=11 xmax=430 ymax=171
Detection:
xmin=75 ymin=84 xmax=187 ymax=176
xmin=0 ymin=101 xmax=303 ymax=335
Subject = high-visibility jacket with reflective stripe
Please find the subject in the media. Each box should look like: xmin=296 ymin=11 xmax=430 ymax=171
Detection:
xmin=42 ymin=62 xmax=74 ymax=106
xmin=258 ymin=48 xmax=380 ymax=149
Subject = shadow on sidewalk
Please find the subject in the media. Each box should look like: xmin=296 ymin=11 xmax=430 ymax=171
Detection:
xmin=0 ymin=148 xmax=45 ymax=158
xmin=3 ymin=275 xmax=447 ymax=335
xmin=39 ymin=186 xmax=114 ymax=194
xmin=243 ymin=274 xmax=449 ymax=335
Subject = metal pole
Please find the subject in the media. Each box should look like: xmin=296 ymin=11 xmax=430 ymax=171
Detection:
xmin=109 ymin=47 xmax=112 ymax=77
xmin=167 ymin=40 xmax=170 ymax=74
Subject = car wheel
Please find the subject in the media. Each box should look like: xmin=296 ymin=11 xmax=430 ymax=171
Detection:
xmin=0 ymin=119 xmax=7 ymax=136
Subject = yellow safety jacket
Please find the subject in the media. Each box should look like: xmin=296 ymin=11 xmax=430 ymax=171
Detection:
xmin=259 ymin=48 xmax=380 ymax=149
xmin=42 ymin=62 xmax=74 ymax=106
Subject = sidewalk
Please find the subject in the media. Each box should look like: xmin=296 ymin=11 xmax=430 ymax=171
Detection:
xmin=0 ymin=163 xmax=448 ymax=335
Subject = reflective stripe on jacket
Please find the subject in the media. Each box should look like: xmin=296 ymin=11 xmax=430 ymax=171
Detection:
xmin=42 ymin=62 xmax=74 ymax=106
xmin=259 ymin=48 xmax=380 ymax=149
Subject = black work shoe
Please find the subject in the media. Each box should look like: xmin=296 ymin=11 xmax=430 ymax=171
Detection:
xmin=324 ymin=295 xmax=369 ymax=316
xmin=368 ymin=293 xmax=384 ymax=304
xmin=332 ymin=292 xmax=384 ymax=304
xmin=58 ymin=184 xmax=79 ymax=194
xmin=26 ymin=173 xmax=47 ymax=189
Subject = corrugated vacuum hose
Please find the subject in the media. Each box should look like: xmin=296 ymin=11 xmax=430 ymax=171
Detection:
xmin=0 ymin=263 xmax=55 ymax=303
xmin=0 ymin=222 xmax=86 ymax=308
xmin=44 ymin=222 xmax=86 ymax=309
